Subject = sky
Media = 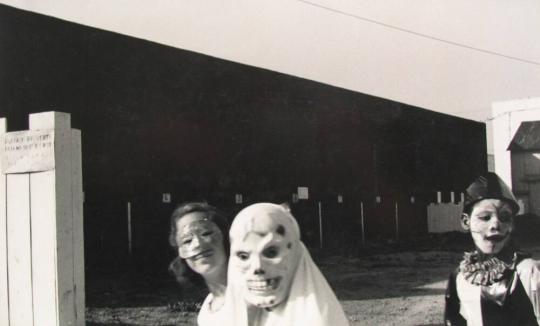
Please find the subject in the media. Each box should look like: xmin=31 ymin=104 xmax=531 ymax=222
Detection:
xmin=1 ymin=0 xmax=540 ymax=124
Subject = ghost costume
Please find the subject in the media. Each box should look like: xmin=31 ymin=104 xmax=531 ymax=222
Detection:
xmin=224 ymin=203 xmax=349 ymax=326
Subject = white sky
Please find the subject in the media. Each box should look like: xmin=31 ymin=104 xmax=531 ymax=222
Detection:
xmin=2 ymin=0 xmax=540 ymax=123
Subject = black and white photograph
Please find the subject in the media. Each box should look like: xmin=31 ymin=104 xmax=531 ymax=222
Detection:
xmin=1 ymin=1 xmax=540 ymax=325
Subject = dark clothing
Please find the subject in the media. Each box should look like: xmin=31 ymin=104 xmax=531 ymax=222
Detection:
xmin=445 ymin=269 xmax=467 ymax=326
xmin=445 ymin=267 xmax=538 ymax=326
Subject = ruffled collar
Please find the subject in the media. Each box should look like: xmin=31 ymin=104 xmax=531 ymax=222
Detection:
xmin=458 ymin=247 xmax=529 ymax=306
xmin=459 ymin=251 xmax=515 ymax=286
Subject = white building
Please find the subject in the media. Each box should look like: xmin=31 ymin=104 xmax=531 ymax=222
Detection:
xmin=508 ymin=121 xmax=540 ymax=216
xmin=491 ymin=97 xmax=540 ymax=188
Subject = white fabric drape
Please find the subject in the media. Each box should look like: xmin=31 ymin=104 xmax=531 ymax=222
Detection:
xmin=223 ymin=242 xmax=349 ymax=326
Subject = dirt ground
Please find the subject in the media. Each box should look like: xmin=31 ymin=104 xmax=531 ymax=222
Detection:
xmin=86 ymin=235 xmax=540 ymax=326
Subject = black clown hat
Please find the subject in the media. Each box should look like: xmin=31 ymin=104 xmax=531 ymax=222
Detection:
xmin=463 ymin=172 xmax=519 ymax=215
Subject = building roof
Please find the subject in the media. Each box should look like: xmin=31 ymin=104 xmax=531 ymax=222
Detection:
xmin=508 ymin=121 xmax=540 ymax=151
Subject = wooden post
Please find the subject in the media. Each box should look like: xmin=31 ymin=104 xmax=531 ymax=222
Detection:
xmin=7 ymin=174 xmax=32 ymax=326
xmin=127 ymin=202 xmax=132 ymax=254
xmin=0 ymin=118 xmax=8 ymax=325
xmin=360 ymin=201 xmax=365 ymax=246
xmin=0 ymin=112 xmax=85 ymax=326
xmin=318 ymin=201 xmax=323 ymax=249
xmin=395 ymin=202 xmax=399 ymax=240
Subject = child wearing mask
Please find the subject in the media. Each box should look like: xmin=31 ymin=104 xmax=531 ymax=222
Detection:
xmin=444 ymin=172 xmax=540 ymax=326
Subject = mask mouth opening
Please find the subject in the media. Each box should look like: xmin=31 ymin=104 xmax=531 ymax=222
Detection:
xmin=186 ymin=249 xmax=214 ymax=260
xmin=247 ymin=276 xmax=282 ymax=293
xmin=484 ymin=234 xmax=509 ymax=242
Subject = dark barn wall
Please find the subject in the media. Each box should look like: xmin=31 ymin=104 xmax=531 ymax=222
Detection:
xmin=0 ymin=5 xmax=486 ymax=272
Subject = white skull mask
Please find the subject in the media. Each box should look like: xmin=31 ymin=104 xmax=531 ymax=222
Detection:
xmin=230 ymin=203 xmax=301 ymax=308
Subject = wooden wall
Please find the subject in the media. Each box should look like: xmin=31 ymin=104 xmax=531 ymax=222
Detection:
xmin=0 ymin=4 xmax=487 ymax=271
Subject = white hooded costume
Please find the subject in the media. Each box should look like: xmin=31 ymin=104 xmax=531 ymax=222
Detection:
xmin=224 ymin=203 xmax=349 ymax=326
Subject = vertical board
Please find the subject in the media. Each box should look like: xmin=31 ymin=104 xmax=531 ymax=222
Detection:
xmin=71 ymin=130 xmax=85 ymax=326
xmin=0 ymin=118 xmax=8 ymax=326
xmin=529 ymin=181 xmax=540 ymax=217
xmin=55 ymin=129 xmax=75 ymax=326
xmin=30 ymin=171 xmax=57 ymax=326
xmin=6 ymin=174 xmax=34 ymax=326
xmin=2 ymin=112 xmax=84 ymax=326
xmin=0 ymin=176 xmax=8 ymax=326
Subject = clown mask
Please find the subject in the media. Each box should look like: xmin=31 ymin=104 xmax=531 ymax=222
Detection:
xmin=462 ymin=199 xmax=514 ymax=256
xmin=230 ymin=203 xmax=301 ymax=308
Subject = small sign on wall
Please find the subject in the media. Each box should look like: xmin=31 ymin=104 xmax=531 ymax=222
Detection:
xmin=235 ymin=194 xmax=243 ymax=204
xmin=162 ymin=193 xmax=171 ymax=203
xmin=297 ymin=187 xmax=309 ymax=200
xmin=337 ymin=195 xmax=343 ymax=203
xmin=1 ymin=130 xmax=55 ymax=174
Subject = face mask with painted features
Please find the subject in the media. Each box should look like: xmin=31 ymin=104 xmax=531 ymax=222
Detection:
xmin=177 ymin=219 xmax=223 ymax=260
xmin=230 ymin=203 xmax=301 ymax=308
xmin=463 ymin=199 xmax=514 ymax=255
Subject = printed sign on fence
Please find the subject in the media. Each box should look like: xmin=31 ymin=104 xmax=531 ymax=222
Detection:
xmin=235 ymin=194 xmax=243 ymax=204
xmin=297 ymin=187 xmax=309 ymax=200
xmin=162 ymin=193 xmax=171 ymax=203
xmin=1 ymin=130 xmax=55 ymax=174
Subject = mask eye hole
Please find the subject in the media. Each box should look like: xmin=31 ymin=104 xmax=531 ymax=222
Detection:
xmin=262 ymin=246 xmax=279 ymax=259
xmin=236 ymin=251 xmax=249 ymax=261
xmin=475 ymin=214 xmax=491 ymax=221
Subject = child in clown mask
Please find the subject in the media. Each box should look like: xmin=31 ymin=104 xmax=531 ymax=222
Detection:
xmin=224 ymin=202 xmax=349 ymax=326
xmin=444 ymin=173 xmax=540 ymax=326
xmin=168 ymin=202 xmax=230 ymax=326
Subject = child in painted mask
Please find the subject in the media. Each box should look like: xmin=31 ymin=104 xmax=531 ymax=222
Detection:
xmin=444 ymin=173 xmax=540 ymax=326
xmin=224 ymin=203 xmax=349 ymax=326
xmin=168 ymin=202 xmax=230 ymax=326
